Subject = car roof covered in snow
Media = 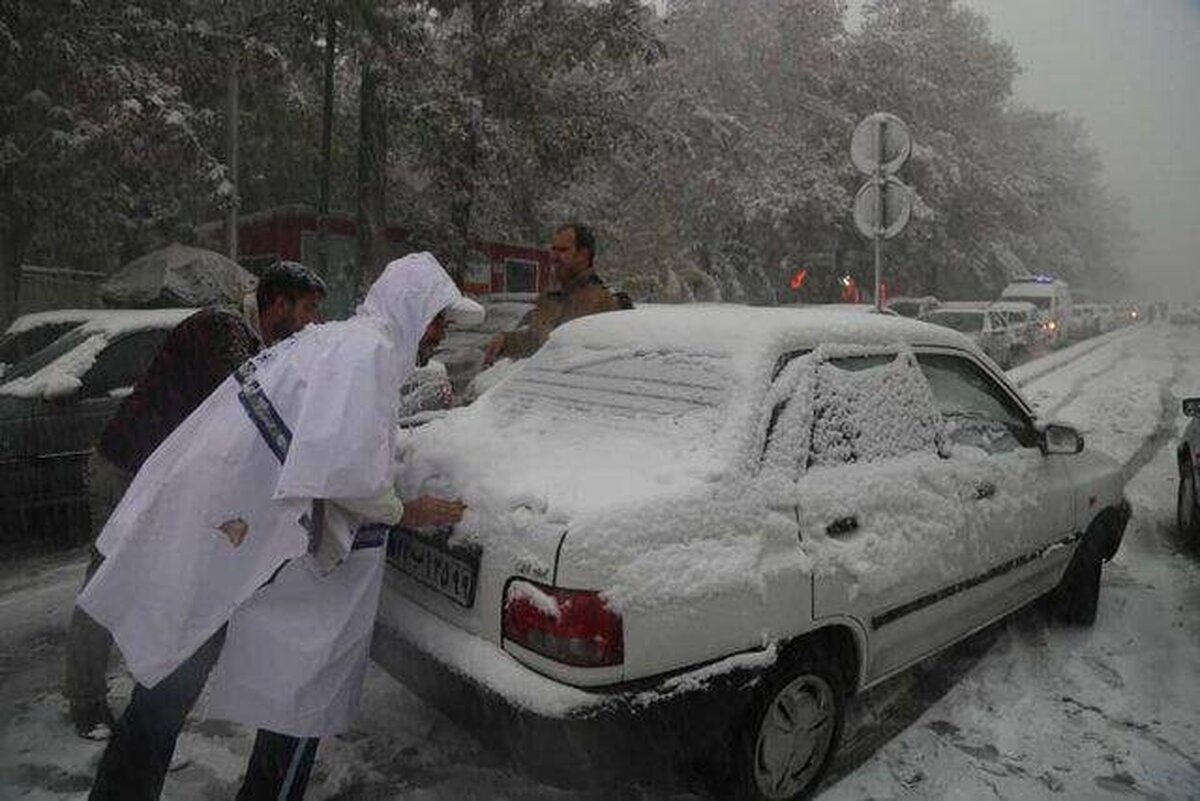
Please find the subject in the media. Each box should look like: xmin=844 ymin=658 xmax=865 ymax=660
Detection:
xmin=549 ymin=303 xmax=979 ymax=360
xmin=0 ymin=308 xmax=195 ymax=399
xmin=3 ymin=308 xmax=110 ymax=335
xmin=73 ymin=308 xmax=196 ymax=337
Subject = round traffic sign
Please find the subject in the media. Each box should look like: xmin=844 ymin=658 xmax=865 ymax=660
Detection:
xmin=851 ymin=112 xmax=912 ymax=176
xmin=853 ymin=177 xmax=912 ymax=239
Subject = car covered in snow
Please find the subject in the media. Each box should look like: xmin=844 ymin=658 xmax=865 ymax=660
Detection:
xmin=0 ymin=309 xmax=110 ymax=380
xmin=884 ymin=295 xmax=940 ymax=319
xmin=919 ymin=304 xmax=1015 ymax=367
xmin=1176 ymin=397 xmax=1200 ymax=543
xmin=0 ymin=308 xmax=193 ymax=550
xmin=433 ymin=295 xmax=535 ymax=395
xmin=988 ymin=300 xmax=1039 ymax=352
xmin=373 ymin=305 xmax=1130 ymax=798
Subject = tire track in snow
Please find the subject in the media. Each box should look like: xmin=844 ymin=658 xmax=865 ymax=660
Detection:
xmin=1038 ymin=337 xmax=1132 ymax=421
xmin=1118 ymin=342 xmax=1184 ymax=484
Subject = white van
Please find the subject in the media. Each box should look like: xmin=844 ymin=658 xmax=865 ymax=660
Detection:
xmin=1000 ymin=276 xmax=1072 ymax=345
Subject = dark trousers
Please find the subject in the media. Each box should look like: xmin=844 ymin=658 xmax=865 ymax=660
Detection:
xmin=89 ymin=627 xmax=320 ymax=801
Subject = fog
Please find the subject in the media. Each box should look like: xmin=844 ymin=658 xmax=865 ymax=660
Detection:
xmin=961 ymin=0 xmax=1200 ymax=300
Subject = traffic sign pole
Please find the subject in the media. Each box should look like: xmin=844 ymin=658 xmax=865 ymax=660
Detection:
xmin=850 ymin=112 xmax=912 ymax=312
xmin=874 ymin=118 xmax=885 ymax=310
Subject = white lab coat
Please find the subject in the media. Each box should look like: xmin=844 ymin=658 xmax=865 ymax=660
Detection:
xmin=79 ymin=253 xmax=472 ymax=736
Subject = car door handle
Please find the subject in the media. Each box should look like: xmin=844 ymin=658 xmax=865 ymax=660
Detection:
xmin=974 ymin=481 xmax=996 ymax=500
xmin=826 ymin=516 xmax=859 ymax=536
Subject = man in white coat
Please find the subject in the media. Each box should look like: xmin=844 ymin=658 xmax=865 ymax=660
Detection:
xmin=77 ymin=253 xmax=482 ymax=800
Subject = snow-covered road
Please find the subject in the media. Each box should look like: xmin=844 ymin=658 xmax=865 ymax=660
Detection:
xmin=2 ymin=323 xmax=1198 ymax=800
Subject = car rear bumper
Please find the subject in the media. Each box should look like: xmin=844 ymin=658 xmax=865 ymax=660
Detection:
xmin=370 ymin=588 xmax=771 ymax=789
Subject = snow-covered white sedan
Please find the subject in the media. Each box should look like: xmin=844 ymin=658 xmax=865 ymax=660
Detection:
xmin=374 ymin=305 xmax=1130 ymax=799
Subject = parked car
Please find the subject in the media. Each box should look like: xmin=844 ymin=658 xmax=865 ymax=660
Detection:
xmin=0 ymin=308 xmax=194 ymax=550
xmin=434 ymin=296 xmax=534 ymax=396
xmin=988 ymin=300 xmax=1038 ymax=351
xmin=0 ymin=309 xmax=109 ymax=380
xmin=1000 ymin=276 xmax=1072 ymax=345
xmin=373 ymin=305 xmax=1129 ymax=798
xmin=920 ymin=305 xmax=1014 ymax=367
xmin=1068 ymin=304 xmax=1101 ymax=340
xmin=1177 ymin=397 xmax=1200 ymax=543
xmin=884 ymin=295 xmax=940 ymax=319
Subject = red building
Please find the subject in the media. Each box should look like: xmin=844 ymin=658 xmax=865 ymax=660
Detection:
xmin=198 ymin=205 xmax=552 ymax=297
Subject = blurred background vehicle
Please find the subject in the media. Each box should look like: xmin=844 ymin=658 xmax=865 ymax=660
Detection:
xmin=1000 ymin=276 xmax=1072 ymax=346
xmin=434 ymin=294 xmax=534 ymax=396
xmin=0 ymin=309 xmax=194 ymax=552
xmin=0 ymin=310 xmax=109 ymax=380
xmin=920 ymin=304 xmax=1014 ymax=367
xmin=885 ymin=295 xmax=941 ymax=319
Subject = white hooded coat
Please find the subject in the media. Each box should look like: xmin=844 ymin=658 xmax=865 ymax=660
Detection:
xmin=78 ymin=253 xmax=471 ymax=736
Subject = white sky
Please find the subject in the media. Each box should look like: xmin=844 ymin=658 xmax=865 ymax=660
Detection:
xmin=905 ymin=0 xmax=1200 ymax=299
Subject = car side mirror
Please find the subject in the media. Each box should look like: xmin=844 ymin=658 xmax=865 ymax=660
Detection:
xmin=1041 ymin=423 xmax=1084 ymax=455
xmin=1183 ymin=397 xmax=1200 ymax=418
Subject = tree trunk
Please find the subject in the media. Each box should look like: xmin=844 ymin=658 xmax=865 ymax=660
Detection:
xmin=447 ymin=0 xmax=494 ymax=285
xmin=354 ymin=60 xmax=388 ymax=299
xmin=224 ymin=57 xmax=240 ymax=261
xmin=0 ymin=209 xmax=31 ymax=329
xmin=317 ymin=4 xmax=337 ymax=276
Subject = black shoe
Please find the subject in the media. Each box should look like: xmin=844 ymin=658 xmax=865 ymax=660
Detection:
xmin=71 ymin=700 xmax=115 ymax=741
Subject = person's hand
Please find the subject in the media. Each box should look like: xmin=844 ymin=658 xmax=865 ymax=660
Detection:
xmin=400 ymin=495 xmax=466 ymax=528
xmin=482 ymin=332 xmax=506 ymax=367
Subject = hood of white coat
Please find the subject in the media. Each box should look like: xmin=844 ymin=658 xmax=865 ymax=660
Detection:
xmin=358 ymin=252 xmax=467 ymax=376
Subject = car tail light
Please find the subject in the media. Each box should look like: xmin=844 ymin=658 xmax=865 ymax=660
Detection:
xmin=502 ymin=579 xmax=624 ymax=667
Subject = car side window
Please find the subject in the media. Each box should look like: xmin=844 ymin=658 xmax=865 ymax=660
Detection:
xmin=807 ymin=351 xmax=943 ymax=470
xmin=80 ymin=330 xmax=169 ymax=399
xmin=915 ymin=352 xmax=1036 ymax=452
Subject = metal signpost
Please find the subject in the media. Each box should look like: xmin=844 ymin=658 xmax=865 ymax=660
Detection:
xmin=851 ymin=112 xmax=913 ymax=310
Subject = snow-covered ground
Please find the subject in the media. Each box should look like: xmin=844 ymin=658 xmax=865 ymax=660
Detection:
xmin=1 ymin=322 xmax=1198 ymax=800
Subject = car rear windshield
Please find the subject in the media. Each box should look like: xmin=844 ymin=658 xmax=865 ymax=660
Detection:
xmin=925 ymin=311 xmax=983 ymax=333
xmin=490 ymin=344 xmax=732 ymax=433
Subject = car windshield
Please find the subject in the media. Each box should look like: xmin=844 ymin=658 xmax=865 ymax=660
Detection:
xmin=0 ymin=328 xmax=93 ymax=384
xmin=925 ymin=311 xmax=984 ymax=333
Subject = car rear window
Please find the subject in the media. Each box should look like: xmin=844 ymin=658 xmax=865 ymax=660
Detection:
xmin=491 ymin=345 xmax=731 ymax=425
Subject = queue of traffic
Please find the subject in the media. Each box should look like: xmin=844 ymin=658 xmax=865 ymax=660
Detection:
xmin=887 ymin=276 xmax=1143 ymax=368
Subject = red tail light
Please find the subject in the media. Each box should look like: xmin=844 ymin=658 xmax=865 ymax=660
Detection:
xmin=502 ymin=579 xmax=624 ymax=667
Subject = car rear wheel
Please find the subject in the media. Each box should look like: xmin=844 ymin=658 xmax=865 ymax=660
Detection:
xmin=1177 ymin=456 xmax=1199 ymax=540
xmin=733 ymin=653 xmax=844 ymax=800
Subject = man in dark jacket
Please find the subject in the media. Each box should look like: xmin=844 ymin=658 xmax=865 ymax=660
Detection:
xmin=483 ymin=222 xmax=625 ymax=365
xmin=65 ymin=261 xmax=326 ymax=739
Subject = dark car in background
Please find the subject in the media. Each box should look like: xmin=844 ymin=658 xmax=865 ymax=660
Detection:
xmin=0 ymin=310 xmax=109 ymax=380
xmin=0 ymin=309 xmax=193 ymax=552
xmin=434 ymin=295 xmax=535 ymax=396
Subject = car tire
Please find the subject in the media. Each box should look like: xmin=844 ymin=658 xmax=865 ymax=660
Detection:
xmin=1178 ymin=454 xmax=1199 ymax=541
xmin=731 ymin=651 xmax=845 ymax=801
xmin=1055 ymin=536 xmax=1102 ymax=626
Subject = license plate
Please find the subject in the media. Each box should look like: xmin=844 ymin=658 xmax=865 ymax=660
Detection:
xmin=387 ymin=527 xmax=480 ymax=608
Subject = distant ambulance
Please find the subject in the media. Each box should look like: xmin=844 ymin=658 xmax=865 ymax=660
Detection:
xmin=1000 ymin=276 xmax=1072 ymax=344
